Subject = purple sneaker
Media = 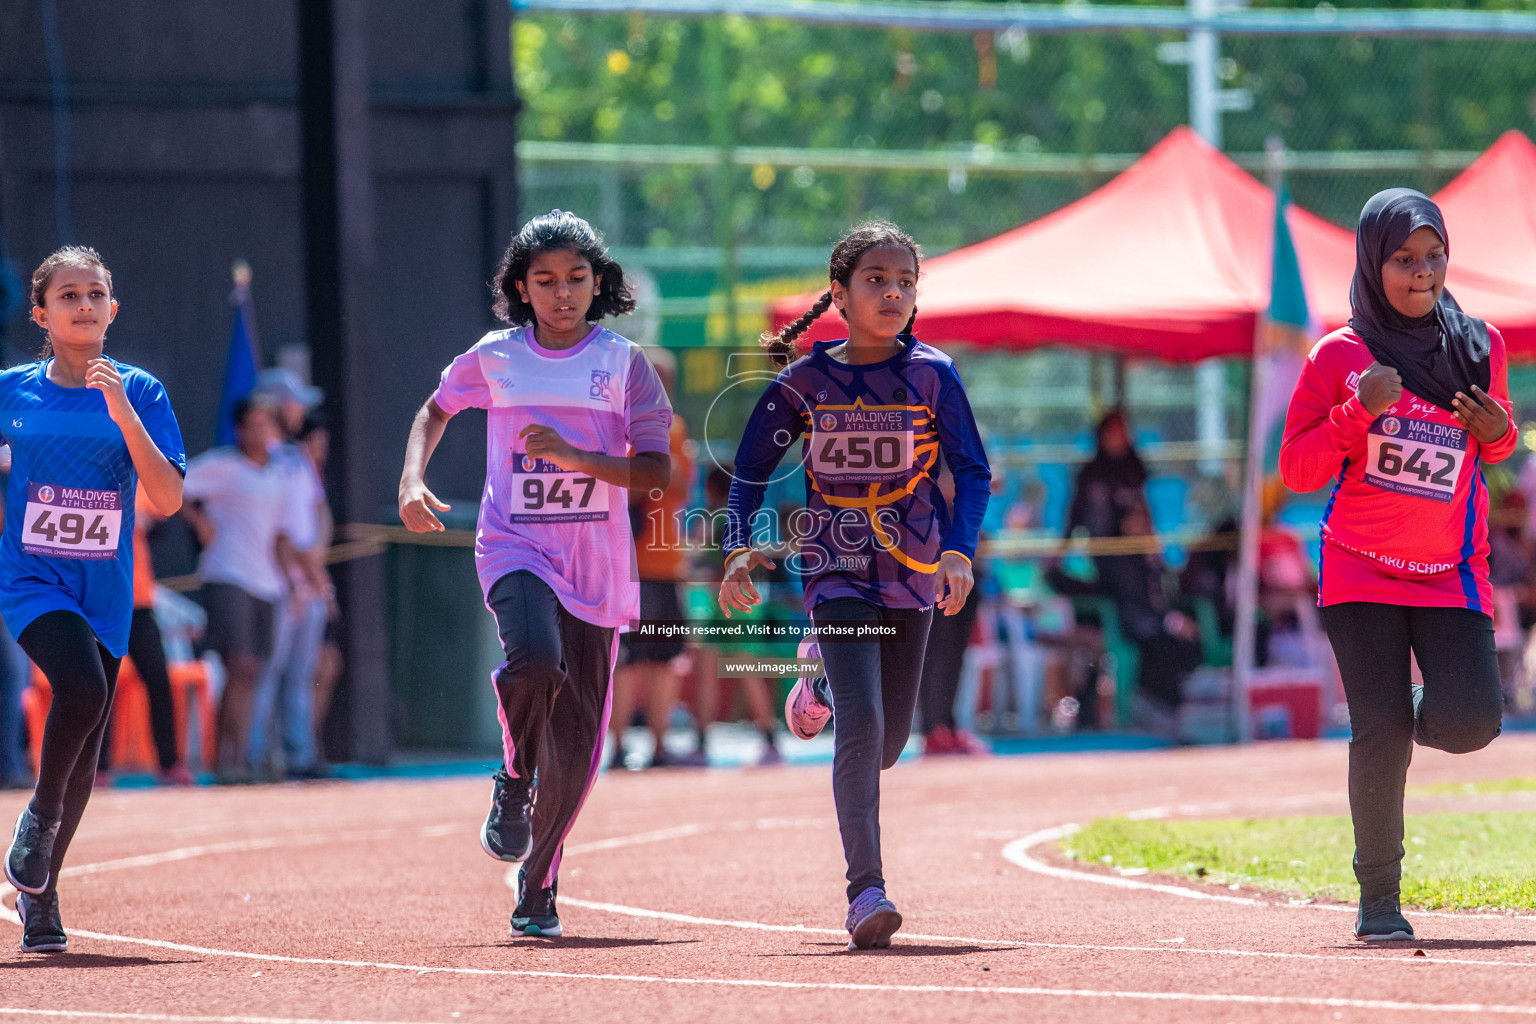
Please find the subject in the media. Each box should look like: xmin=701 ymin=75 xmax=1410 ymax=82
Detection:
xmin=785 ymin=638 xmax=832 ymax=740
xmin=845 ymin=887 xmax=902 ymax=950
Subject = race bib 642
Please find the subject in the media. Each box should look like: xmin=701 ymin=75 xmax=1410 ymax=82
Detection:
xmin=23 ymin=484 xmax=122 ymax=559
xmin=1363 ymin=416 xmax=1467 ymax=504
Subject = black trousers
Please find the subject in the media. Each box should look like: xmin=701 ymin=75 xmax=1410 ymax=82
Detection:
xmin=814 ymin=598 xmax=933 ymax=902
xmin=1322 ymin=602 xmax=1503 ymax=895
xmin=19 ymin=610 xmax=122 ymax=891
xmin=917 ymin=590 xmax=978 ymax=734
xmin=99 ymin=608 xmax=181 ymax=772
xmin=488 ymin=571 xmax=616 ymax=893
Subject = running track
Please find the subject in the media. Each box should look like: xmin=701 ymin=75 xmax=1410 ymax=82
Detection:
xmin=7 ymin=736 xmax=1536 ymax=1024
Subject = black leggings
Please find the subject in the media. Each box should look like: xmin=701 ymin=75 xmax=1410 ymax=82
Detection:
xmin=488 ymin=571 xmax=616 ymax=893
xmin=917 ymin=589 xmax=978 ymax=734
xmin=99 ymin=608 xmax=181 ymax=772
xmin=814 ymin=598 xmax=933 ymax=902
xmin=18 ymin=610 xmax=122 ymax=891
xmin=1322 ymin=602 xmax=1502 ymax=895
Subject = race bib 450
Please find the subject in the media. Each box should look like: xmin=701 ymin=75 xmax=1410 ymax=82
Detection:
xmin=23 ymin=484 xmax=122 ymax=559
xmin=809 ymin=407 xmax=915 ymax=483
xmin=508 ymin=456 xmax=609 ymax=523
xmin=1363 ymin=416 xmax=1467 ymax=504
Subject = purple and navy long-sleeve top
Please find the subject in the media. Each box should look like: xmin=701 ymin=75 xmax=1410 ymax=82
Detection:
xmin=724 ymin=337 xmax=991 ymax=612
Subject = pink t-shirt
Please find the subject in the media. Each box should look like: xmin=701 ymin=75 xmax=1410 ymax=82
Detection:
xmin=432 ymin=325 xmax=673 ymax=628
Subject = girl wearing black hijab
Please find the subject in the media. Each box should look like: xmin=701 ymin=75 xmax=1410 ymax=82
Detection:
xmin=1280 ymin=188 xmax=1515 ymax=942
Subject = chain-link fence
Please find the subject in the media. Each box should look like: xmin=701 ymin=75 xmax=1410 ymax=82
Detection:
xmin=516 ymin=6 xmax=1536 ymax=558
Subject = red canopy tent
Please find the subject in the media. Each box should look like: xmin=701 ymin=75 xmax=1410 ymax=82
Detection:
xmin=1433 ymin=130 xmax=1536 ymax=356
xmin=770 ymin=126 xmax=1356 ymax=362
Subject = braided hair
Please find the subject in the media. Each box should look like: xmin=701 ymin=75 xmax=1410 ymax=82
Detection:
xmin=760 ymin=221 xmax=921 ymax=366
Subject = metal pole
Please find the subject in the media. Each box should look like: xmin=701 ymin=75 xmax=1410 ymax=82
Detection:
xmin=299 ymin=0 xmax=391 ymax=765
xmin=1231 ymin=135 xmax=1288 ymax=744
xmin=703 ymin=16 xmax=739 ymax=345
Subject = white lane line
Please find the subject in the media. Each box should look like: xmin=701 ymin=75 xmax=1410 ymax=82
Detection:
xmin=9 ymin=817 xmax=1536 ymax=1018
xmin=1004 ymin=821 xmax=1536 ymax=922
xmin=3 ymin=927 xmax=1536 ymax=1016
xmin=0 ymin=825 xmax=458 ymax=926
xmin=0 ymin=1010 xmax=462 ymax=1024
xmin=563 ymin=824 xmax=711 ymax=856
xmin=553 ymin=892 xmax=1536 ymax=970
xmin=1002 ymin=825 xmax=1266 ymax=905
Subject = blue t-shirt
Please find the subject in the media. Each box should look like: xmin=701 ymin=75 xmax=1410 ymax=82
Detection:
xmin=724 ymin=336 xmax=991 ymax=611
xmin=0 ymin=358 xmax=187 ymax=656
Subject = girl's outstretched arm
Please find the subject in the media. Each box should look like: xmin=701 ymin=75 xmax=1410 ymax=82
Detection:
xmin=399 ymin=399 xmax=454 ymax=532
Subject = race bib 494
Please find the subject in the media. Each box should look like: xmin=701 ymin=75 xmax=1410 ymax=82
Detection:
xmin=808 ymin=408 xmax=915 ymax=483
xmin=1363 ymin=416 xmax=1468 ymax=504
xmin=22 ymin=484 xmax=122 ymax=559
xmin=508 ymin=456 xmax=609 ymax=523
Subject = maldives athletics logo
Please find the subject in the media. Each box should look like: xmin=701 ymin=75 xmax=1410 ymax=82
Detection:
xmin=818 ymin=413 xmax=838 ymax=431
xmin=1381 ymin=417 xmax=1402 ymax=437
xmin=35 ymin=486 xmax=55 ymax=504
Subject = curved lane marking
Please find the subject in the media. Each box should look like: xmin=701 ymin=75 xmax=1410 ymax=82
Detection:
xmin=1004 ymin=819 xmax=1536 ymax=922
xmin=2 ymin=819 xmax=1536 ymax=1018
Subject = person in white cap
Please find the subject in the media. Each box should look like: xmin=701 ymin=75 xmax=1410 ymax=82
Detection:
xmin=247 ymin=367 xmax=332 ymax=779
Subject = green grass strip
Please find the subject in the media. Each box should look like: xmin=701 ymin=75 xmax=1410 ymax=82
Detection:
xmin=1062 ymin=811 xmax=1536 ymax=911
xmin=1409 ymin=776 xmax=1536 ymax=797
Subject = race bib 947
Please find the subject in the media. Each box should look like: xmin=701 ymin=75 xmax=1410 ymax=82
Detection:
xmin=23 ymin=484 xmax=122 ymax=559
xmin=1363 ymin=416 xmax=1468 ymax=504
xmin=508 ymin=456 xmax=609 ymax=523
xmin=809 ymin=408 xmax=915 ymax=483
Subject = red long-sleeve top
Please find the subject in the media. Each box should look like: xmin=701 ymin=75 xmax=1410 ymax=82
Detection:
xmin=1279 ymin=324 xmax=1517 ymax=612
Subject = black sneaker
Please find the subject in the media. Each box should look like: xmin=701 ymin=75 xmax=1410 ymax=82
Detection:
xmin=481 ymin=768 xmax=534 ymax=862
xmin=1355 ymin=891 xmax=1415 ymax=941
xmin=510 ymin=867 xmax=561 ymax=937
xmin=16 ymin=890 xmax=67 ymax=953
xmin=6 ymin=807 xmax=60 ymax=895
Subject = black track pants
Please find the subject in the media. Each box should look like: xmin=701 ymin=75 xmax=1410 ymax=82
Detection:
xmin=488 ymin=571 xmax=616 ymax=893
xmin=99 ymin=609 xmax=181 ymax=772
xmin=19 ymin=610 xmax=122 ymax=890
xmin=1321 ymin=602 xmax=1502 ymax=895
xmin=813 ymin=598 xmax=933 ymax=902
xmin=918 ymin=591 xmax=978 ymax=734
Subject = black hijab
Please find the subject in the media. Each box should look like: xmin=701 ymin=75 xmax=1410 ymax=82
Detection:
xmin=1348 ymin=187 xmax=1490 ymax=412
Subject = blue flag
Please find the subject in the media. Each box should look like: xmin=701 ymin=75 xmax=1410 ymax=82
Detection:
xmin=215 ymin=263 xmax=260 ymax=446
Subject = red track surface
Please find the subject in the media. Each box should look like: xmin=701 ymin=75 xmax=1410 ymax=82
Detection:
xmin=7 ymin=736 xmax=1536 ymax=1023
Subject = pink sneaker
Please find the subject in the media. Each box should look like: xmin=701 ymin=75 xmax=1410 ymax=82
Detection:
xmin=949 ymin=727 xmax=991 ymax=756
xmin=924 ymin=724 xmax=991 ymax=756
xmin=157 ymin=764 xmax=196 ymax=786
xmin=785 ymin=638 xmax=832 ymax=740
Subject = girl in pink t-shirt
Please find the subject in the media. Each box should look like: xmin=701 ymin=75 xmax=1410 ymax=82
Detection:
xmin=398 ymin=211 xmax=672 ymax=939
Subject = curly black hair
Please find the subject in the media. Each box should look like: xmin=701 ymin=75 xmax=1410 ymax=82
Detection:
xmin=491 ymin=210 xmax=636 ymax=326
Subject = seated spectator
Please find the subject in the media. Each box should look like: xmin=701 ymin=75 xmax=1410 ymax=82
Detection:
xmin=1048 ymin=500 xmax=1203 ymax=712
xmin=1065 ymin=408 xmax=1147 ymax=544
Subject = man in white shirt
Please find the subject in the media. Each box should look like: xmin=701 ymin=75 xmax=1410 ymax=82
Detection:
xmin=247 ymin=369 xmax=331 ymax=779
xmin=182 ymin=398 xmax=299 ymax=781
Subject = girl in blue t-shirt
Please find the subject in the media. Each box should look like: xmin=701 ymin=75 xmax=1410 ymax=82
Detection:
xmin=2 ymin=247 xmax=187 ymax=953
